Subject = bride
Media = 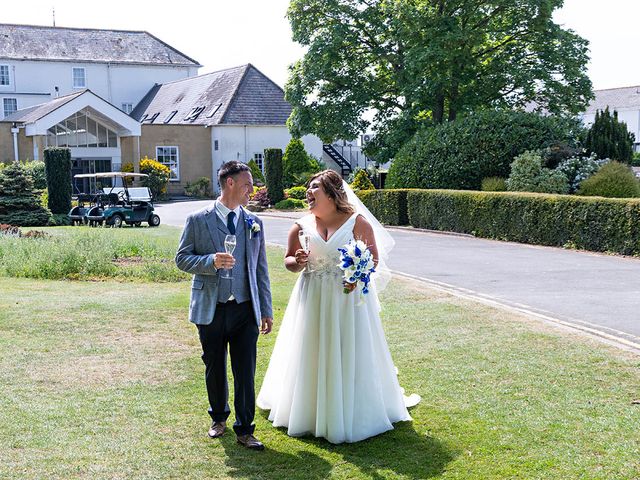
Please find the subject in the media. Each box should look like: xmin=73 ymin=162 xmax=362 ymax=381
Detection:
xmin=257 ymin=170 xmax=418 ymax=444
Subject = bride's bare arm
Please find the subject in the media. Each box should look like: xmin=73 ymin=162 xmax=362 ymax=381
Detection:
xmin=285 ymin=224 xmax=308 ymax=273
xmin=353 ymin=215 xmax=379 ymax=266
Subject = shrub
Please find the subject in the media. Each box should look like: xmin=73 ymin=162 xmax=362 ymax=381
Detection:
xmin=632 ymin=152 xmax=640 ymax=167
xmin=283 ymin=138 xmax=313 ymax=187
xmin=23 ymin=160 xmax=47 ymax=190
xmin=274 ymin=198 xmax=307 ymax=210
xmin=139 ymin=156 xmax=170 ymax=199
xmin=350 ymin=168 xmax=375 ymax=191
xmin=121 ymin=161 xmax=135 ymax=186
xmin=387 ymin=110 xmax=583 ymax=190
xmin=252 ymin=187 xmax=271 ymax=207
xmin=184 ymin=177 xmax=211 ymax=198
xmin=247 ymin=159 xmax=265 ymax=186
xmin=44 ymin=147 xmax=72 ymax=214
xmin=577 ymin=161 xmax=640 ymax=198
xmin=264 ymin=148 xmax=284 ymax=203
xmin=357 ymin=189 xmax=409 ymax=226
xmin=285 ymin=186 xmax=307 ymax=200
xmin=481 ymin=177 xmax=507 ymax=192
xmin=556 ymin=154 xmax=607 ymax=193
xmin=585 ymin=107 xmax=635 ymax=164
xmin=405 ymin=189 xmax=640 ymax=255
xmin=506 ymin=151 xmax=569 ymax=194
xmin=0 ymin=162 xmax=51 ymax=226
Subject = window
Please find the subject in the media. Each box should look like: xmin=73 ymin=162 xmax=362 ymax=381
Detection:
xmin=214 ymin=140 xmax=219 ymax=151
xmin=163 ymin=110 xmax=177 ymax=123
xmin=253 ymin=153 xmax=264 ymax=172
xmin=0 ymin=65 xmax=9 ymax=86
xmin=45 ymin=110 xmax=117 ymax=148
xmin=121 ymin=103 xmax=133 ymax=114
xmin=3 ymin=98 xmax=17 ymax=117
xmin=72 ymin=67 xmax=86 ymax=88
xmin=156 ymin=146 xmax=179 ymax=181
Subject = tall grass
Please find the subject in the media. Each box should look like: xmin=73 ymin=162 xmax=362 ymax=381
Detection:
xmin=0 ymin=226 xmax=188 ymax=281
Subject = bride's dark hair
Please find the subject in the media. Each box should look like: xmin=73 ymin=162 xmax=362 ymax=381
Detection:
xmin=308 ymin=170 xmax=355 ymax=214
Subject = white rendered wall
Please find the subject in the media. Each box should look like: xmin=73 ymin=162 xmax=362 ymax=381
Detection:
xmin=210 ymin=124 xmax=323 ymax=193
xmin=0 ymin=59 xmax=198 ymax=118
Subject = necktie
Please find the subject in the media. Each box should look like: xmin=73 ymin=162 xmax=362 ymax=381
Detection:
xmin=227 ymin=211 xmax=236 ymax=235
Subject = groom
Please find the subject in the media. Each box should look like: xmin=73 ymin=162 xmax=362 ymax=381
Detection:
xmin=175 ymin=161 xmax=273 ymax=450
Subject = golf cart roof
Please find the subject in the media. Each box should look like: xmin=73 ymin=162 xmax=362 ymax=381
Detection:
xmin=73 ymin=172 xmax=149 ymax=179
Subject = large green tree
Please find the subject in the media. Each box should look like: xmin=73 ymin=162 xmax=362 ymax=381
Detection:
xmin=286 ymin=0 xmax=593 ymax=161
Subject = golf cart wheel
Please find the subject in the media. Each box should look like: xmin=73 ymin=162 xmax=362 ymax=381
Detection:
xmin=148 ymin=214 xmax=161 ymax=227
xmin=112 ymin=215 xmax=124 ymax=228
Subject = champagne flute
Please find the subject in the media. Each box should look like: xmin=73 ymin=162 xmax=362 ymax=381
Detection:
xmin=298 ymin=230 xmax=312 ymax=272
xmin=221 ymin=234 xmax=236 ymax=279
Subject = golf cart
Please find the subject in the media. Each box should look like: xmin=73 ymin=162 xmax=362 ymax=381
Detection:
xmin=68 ymin=172 xmax=161 ymax=227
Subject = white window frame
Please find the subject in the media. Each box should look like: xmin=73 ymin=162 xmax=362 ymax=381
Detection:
xmin=3 ymin=98 xmax=17 ymax=117
xmin=156 ymin=146 xmax=180 ymax=181
xmin=72 ymin=67 xmax=86 ymax=88
xmin=121 ymin=103 xmax=133 ymax=114
xmin=253 ymin=153 xmax=264 ymax=172
xmin=0 ymin=65 xmax=10 ymax=86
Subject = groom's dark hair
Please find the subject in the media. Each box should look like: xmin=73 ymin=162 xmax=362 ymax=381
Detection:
xmin=218 ymin=161 xmax=251 ymax=190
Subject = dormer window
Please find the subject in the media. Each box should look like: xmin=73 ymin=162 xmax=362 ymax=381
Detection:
xmin=0 ymin=65 xmax=10 ymax=86
xmin=72 ymin=67 xmax=86 ymax=88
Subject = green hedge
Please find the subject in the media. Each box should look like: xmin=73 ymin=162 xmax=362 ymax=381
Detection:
xmin=265 ymin=148 xmax=284 ymax=204
xmin=356 ymin=189 xmax=409 ymax=226
xmin=406 ymin=190 xmax=640 ymax=255
xmin=44 ymin=147 xmax=72 ymax=214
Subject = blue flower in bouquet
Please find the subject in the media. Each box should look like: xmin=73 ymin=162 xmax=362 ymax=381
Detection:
xmin=337 ymin=239 xmax=376 ymax=299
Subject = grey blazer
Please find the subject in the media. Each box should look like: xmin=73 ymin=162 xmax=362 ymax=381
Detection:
xmin=175 ymin=201 xmax=273 ymax=326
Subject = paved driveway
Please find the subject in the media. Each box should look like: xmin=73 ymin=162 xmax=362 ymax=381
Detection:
xmin=155 ymin=200 xmax=640 ymax=349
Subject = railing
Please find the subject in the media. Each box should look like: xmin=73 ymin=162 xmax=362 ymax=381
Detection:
xmin=322 ymin=144 xmax=353 ymax=177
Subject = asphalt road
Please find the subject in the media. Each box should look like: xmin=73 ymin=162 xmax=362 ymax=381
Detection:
xmin=156 ymin=200 xmax=640 ymax=348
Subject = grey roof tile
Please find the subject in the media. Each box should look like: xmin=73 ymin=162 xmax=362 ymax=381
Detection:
xmin=132 ymin=64 xmax=292 ymax=126
xmin=585 ymin=86 xmax=640 ymax=113
xmin=0 ymin=23 xmax=200 ymax=66
xmin=1 ymin=90 xmax=85 ymax=123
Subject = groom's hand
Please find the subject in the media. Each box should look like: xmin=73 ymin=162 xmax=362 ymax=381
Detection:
xmin=260 ymin=317 xmax=273 ymax=335
xmin=213 ymin=253 xmax=235 ymax=270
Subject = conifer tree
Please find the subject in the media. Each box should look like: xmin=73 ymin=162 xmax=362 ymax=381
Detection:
xmin=585 ymin=107 xmax=635 ymax=163
xmin=0 ymin=162 xmax=51 ymax=226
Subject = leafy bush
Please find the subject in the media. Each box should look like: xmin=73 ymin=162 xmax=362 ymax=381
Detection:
xmin=540 ymin=142 xmax=582 ymax=169
xmin=506 ymin=151 xmax=569 ymax=194
xmin=23 ymin=160 xmax=47 ymax=190
xmin=247 ymin=159 xmax=265 ymax=186
xmin=577 ymin=161 xmax=640 ymax=198
xmin=481 ymin=177 xmax=507 ymax=192
xmin=265 ymin=148 xmax=284 ymax=203
xmin=139 ymin=156 xmax=170 ymax=199
xmin=0 ymin=162 xmax=51 ymax=226
xmin=44 ymin=147 xmax=72 ymax=214
xmin=274 ymin=198 xmax=307 ymax=210
xmin=405 ymin=189 xmax=640 ymax=255
xmin=387 ymin=110 xmax=583 ymax=190
xmin=632 ymin=152 xmax=640 ymax=167
xmin=585 ymin=107 xmax=635 ymax=163
xmin=283 ymin=138 xmax=313 ymax=187
xmin=121 ymin=161 xmax=134 ymax=186
xmin=556 ymin=154 xmax=606 ymax=193
xmin=252 ymin=187 xmax=271 ymax=207
xmin=350 ymin=168 xmax=375 ymax=191
xmin=285 ymin=186 xmax=307 ymax=200
xmin=184 ymin=177 xmax=211 ymax=198
xmin=357 ymin=189 xmax=409 ymax=226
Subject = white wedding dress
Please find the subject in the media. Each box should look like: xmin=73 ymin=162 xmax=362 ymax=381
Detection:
xmin=257 ymin=213 xmax=413 ymax=444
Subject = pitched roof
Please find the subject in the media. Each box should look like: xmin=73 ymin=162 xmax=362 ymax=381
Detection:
xmin=0 ymin=23 xmax=200 ymax=66
xmin=2 ymin=90 xmax=85 ymax=123
xmin=131 ymin=64 xmax=292 ymax=126
xmin=585 ymin=85 xmax=640 ymax=114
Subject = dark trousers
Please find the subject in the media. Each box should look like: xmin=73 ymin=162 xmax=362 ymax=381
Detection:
xmin=197 ymin=300 xmax=258 ymax=436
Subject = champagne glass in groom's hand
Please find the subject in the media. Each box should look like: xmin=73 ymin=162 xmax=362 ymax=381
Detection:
xmin=221 ymin=234 xmax=236 ymax=279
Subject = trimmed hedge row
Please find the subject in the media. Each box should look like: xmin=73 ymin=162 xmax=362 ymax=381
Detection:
xmin=356 ymin=189 xmax=409 ymax=226
xmin=358 ymin=189 xmax=640 ymax=255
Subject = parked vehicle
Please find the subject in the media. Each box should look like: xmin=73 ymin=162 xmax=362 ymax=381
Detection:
xmin=68 ymin=172 xmax=160 ymax=227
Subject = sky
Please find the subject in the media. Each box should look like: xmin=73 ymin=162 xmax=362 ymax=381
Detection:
xmin=3 ymin=0 xmax=640 ymax=91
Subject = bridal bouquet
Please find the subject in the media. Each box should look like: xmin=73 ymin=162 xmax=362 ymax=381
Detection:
xmin=338 ymin=239 xmax=375 ymax=297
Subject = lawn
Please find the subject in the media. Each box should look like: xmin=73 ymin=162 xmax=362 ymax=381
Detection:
xmin=0 ymin=226 xmax=638 ymax=479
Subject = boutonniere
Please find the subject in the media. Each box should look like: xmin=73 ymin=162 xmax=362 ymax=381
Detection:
xmin=246 ymin=217 xmax=261 ymax=239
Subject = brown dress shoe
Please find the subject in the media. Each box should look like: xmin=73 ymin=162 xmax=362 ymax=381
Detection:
xmin=236 ymin=434 xmax=265 ymax=450
xmin=208 ymin=421 xmax=226 ymax=438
